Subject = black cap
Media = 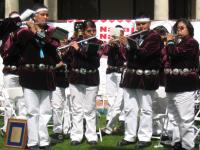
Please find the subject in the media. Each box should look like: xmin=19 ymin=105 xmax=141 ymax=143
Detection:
xmin=50 ymin=27 xmax=69 ymax=40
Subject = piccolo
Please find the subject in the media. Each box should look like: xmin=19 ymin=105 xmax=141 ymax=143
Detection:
xmin=57 ymin=36 xmax=96 ymax=50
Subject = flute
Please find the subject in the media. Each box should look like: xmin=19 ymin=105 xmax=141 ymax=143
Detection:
xmin=57 ymin=36 xmax=96 ymax=50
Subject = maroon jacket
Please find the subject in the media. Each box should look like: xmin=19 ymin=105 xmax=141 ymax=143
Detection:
xmin=162 ymin=36 xmax=199 ymax=92
xmin=120 ymin=30 xmax=163 ymax=90
xmin=68 ymin=38 xmax=103 ymax=86
xmin=0 ymin=17 xmax=23 ymax=75
xmin=101 ymin=43 xmax=126 ymax=74
xmin=14 ymin=26 xmax=61 ymax=91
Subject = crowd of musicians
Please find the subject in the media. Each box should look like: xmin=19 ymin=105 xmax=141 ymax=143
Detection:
xmin=0 ymin=3 xmax=199 ymax=150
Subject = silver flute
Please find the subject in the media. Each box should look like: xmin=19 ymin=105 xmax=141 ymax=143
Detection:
xmin=57 ymin=36 xmax=96 ymax=50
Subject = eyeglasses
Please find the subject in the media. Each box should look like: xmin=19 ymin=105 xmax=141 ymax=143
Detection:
xmin=85 ymin=29 xmax=96 ymax=33
xmin=177 ymin=26 xmax=185 ymax=31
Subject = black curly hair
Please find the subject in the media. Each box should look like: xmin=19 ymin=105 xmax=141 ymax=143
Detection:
xmin=172 ymin=18 xmax=194 ymax=37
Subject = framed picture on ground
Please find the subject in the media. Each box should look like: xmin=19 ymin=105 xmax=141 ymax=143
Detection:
xmin=4 ymin=118 xmax=28 ymax=149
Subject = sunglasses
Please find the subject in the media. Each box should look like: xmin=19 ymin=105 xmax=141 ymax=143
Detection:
xmin=85 ymin=29 xmax=96 ymax=33
xmin=177 ymin=26 xmax=185 ymax=30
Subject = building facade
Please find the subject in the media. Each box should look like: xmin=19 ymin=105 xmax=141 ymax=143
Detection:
xmin=1 ymin=0 xmax=200 ymax=20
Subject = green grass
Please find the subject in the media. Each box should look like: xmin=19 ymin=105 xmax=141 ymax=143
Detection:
xmin=0 ymin=114 xmax=199 ymax=150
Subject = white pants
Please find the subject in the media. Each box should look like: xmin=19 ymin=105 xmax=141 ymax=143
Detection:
xmin=24 ymin=88 xmax=52 ymax=147
xmin=2 ymin=74 xmax=27 ymax=132
xmin=63 ymin=88 xmax=71 ymax=135
xmin=123 ymin=88 xmax=154 ymax=142
xmin=69 ymin=84 xmax=98 ymax=142
xmin=167 ymin=91 xmax=195 ymax=150
xmin=106 ymin=73 xmax=124 ymax=129
xmin=51 ymin=87 xmax=71 ymax=134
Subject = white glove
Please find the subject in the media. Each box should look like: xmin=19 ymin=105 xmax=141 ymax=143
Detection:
xmin=20 ymin=9 xmax=35 ymax=21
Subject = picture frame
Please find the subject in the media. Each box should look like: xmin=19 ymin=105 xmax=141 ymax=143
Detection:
xmin=4 ymin=118 xmax=28 ymax=149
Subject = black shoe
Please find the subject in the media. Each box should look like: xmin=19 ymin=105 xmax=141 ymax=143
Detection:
xmin=88 ymin=140 xmax=97 ymax=145
xmin=28 ymin=145 xmax=40 ymax=150
xmin=161 ymin=135 xmax=172 ymax=141
xmin=160 ymin=135 xmax=172 ymax=147
xmin=50 ymin=133 xmax=64 ymax=144
xmin=71 ymin=140 xmax=81 ymax=145
xmin=0 ymin=128 xmax=5 ymax=137
xmin=136 ymin=141 xmax=151 ymax=148
xmin=117 ymin=139 xmax=135 ymax=146
xmin=40 ymin=145 xmax=53 ymax=150
xmin=171 ymin=142 xmax=182 ymax=150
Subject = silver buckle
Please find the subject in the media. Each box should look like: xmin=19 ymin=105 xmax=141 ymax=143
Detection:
xmin=11 ymin=66 xmax=17 ymax=70
xmin=38 ymin=64 xmax=46 ymax=70
xmin=80 ymin=68 xmax=86 ymax=75
xmin=172 ymin=68 xmax=179 ymax=75
xmin=144 ymin=70 xmax=151 ymax=75
xmin=25 ymin=64 xmax=30 ymax=68
xmin=183 ymin=68 xmax=189 ymax=74
xmin=136 ymin=69 xmax=143 ymax=75
xmin=151 ymin=69 xmax=158 ymax=75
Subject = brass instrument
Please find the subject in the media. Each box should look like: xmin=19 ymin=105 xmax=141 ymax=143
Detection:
xmin=101 ymin=30 xmax=148 ymax=47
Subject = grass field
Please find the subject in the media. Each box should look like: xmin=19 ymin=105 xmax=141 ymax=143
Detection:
xmin=0 ymin=113 xmax=199 ymax=150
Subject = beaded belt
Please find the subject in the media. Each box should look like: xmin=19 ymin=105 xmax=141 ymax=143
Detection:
xmin=72 ymin=68 xmax=97 ymax=75
xmin=24 ymin=64 xmax=54 ymax=70
xmin=164 ymin=68 xmax=197 ymax=75
xmin=125 ymin=69 xmax=159 ymax=75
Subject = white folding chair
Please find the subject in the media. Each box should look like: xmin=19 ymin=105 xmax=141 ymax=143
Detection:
xmin=96 ymin=95 xmax=106 ymax=142
xmin=193 ymin=91 xmax=200 ymax=143
xmin=154 ymin=106 xmax=169 ymax=148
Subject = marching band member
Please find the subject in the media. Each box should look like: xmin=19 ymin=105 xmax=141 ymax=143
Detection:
xmin=162 ymin=18 xmax=199 ymax=150
xmin=101 ymin=25 xmax=126 ymax=135
xmin=67 ymin=20 xmax=103 ymax=145
xmin=50 ymin=32 xmax=71 ymax=144
xmin=12 ymin=4 xmax=61 ymax=150
xmin=0 ymin=11 xmax=27 ymax=137
xmin=118 ymin=15 xmax=163 ymax=148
